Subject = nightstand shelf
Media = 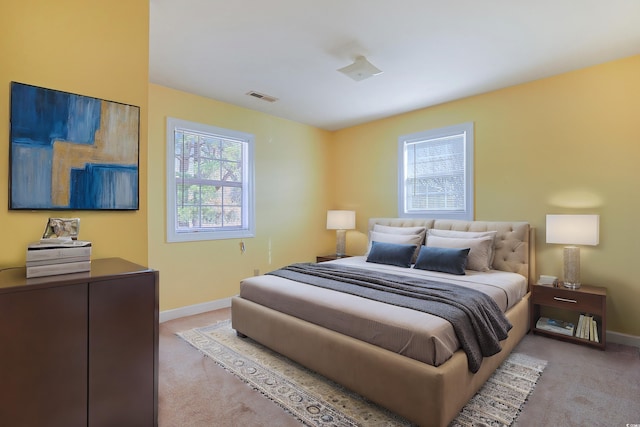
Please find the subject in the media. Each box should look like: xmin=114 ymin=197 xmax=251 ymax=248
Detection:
xmin=316 ymin=254 xmax=352 ymax=263
xmin=530 ymin=283 xmax=606 ymax=350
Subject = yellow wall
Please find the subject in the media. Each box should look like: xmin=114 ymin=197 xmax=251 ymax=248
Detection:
xmin=148 ymin=84 xmax=333 ymax=310
xmin=0 ymin=0 xmax=150 ymax=266
xmin=2 ymin=1 xmax=638 ymax=337
xmin=332 ymin=55 xmax=640 ymax=336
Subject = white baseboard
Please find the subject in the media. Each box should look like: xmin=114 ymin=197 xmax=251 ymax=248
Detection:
xmin=607 ymin=330 xmax=640 ymax=348
xmin=160 ymin=297 xmax=233 ymax=323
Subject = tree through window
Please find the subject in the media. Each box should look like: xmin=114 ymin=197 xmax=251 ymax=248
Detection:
xmin=167 ymin=118 xmax=254 ymax=242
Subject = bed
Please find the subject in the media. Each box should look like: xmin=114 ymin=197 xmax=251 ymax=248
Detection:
xmin=231 ymin=218 xmax=534 ymax=427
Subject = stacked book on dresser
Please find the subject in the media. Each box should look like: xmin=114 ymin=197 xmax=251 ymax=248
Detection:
xmin=26 ymin=239 xmax=92 ymax=278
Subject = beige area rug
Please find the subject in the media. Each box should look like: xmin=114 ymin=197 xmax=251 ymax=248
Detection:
xmin=178 ymin=320 xmax=546 ymax=427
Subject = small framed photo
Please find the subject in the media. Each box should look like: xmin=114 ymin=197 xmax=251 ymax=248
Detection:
xmin=42 ymin=218 xmax=80 ymax=240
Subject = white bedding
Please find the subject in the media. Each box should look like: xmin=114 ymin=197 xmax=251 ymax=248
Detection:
xmin=239 ymin=256 xmax=527 ymax=367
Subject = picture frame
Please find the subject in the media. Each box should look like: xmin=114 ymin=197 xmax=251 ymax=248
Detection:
xmin=9 ymin=82 xmax=140 ymax=210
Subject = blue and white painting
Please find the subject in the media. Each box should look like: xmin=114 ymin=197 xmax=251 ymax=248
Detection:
xmin=10 ymin=82 xmax=139 ymax=210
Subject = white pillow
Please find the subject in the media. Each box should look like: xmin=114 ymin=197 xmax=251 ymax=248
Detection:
xmin=427 ymin=229 xmax=497 ymax=240
xmin=427 ymin=229 xmax=497 ymax=266
xmin=426 ymin=235 xmax=494 ymax=272
xmin=366 ymin=231 xmax=423 ymax=261
xmin=373 ymin=224 xmax=427 ymax=236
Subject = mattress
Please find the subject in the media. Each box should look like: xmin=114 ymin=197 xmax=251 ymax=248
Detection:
xmin=239 ymin=256 xmax=527 ymax=367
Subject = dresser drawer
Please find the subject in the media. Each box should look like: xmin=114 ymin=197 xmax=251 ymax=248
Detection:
xmin=531 ymin=285 xmax=603 ymax=312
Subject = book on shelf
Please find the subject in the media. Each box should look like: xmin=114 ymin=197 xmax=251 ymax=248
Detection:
xmin=536 ymin=317 xmax=575 ymax=336
xmin=26 ymin=260 xmax=91 ymax=278
xmin=576 ymin=314 xmax=600 ymax=343
xmin=584 ymin=315 xmax=591 ymax=339
xmin=576 ymin=314 xmax=584 ymax=338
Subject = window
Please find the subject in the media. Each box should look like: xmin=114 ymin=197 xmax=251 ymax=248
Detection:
xmin=398 ymin=122 xmax=474 ymax=220
xmin=166 ymin=117 xmax=255 ymax=242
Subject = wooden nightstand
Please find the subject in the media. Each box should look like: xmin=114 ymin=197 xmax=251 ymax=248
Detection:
xmin=530 ymin=283 xmax=606 ymax=349
xmin=316 ymin=254 xmax=352 ymax=263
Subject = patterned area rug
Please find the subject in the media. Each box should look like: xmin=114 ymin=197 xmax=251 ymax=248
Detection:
xmin=178 ymin=320 xmax=546 ymax=427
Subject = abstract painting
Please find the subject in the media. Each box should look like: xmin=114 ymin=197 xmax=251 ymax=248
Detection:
xmin=9 ymin=82 xmax=139 ymax=210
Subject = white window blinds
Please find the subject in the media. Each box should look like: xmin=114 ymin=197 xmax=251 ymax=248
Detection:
xmin=398 ymin=122 xmax=473 ymax=220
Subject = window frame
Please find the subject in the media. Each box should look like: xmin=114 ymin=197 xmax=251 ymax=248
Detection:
xmin=166 ymin=117 xmax=255 ymax=242
xmin=397 ymin=122 xmax=474 ymax=221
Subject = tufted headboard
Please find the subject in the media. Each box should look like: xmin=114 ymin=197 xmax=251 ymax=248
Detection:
xmin=368 ymin=218 xmax=534 ymax=286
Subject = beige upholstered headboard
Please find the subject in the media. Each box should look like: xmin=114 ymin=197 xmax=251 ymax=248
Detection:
xmin=368 ymin=218 xmax=535 ymax=286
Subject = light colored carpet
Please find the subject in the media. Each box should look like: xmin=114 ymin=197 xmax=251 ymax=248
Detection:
xmin=178 ymin=320 xmax=547 ymax=427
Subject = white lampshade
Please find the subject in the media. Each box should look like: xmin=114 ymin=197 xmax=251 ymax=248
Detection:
xmin=326 ymin=210 xmax=356 ymax=230
xmin=326 ymin=210 xmax=355 ymax=257
xmin=546 ymin=215 xmax=599 ymax=245
xmin=546 ymin=214 xmax=599 ymax=289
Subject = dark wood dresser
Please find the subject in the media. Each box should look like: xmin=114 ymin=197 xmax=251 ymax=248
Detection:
xmin=0 ymin=257 xmax=159 ymax=427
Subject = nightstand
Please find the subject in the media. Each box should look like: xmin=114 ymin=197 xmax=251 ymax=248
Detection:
xmin=530 ymin=283 xmax=606 ymax=349
xmin=316 ymin=254 xmax=352 ymax=263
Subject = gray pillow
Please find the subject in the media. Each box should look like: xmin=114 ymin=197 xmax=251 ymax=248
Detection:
xmin=366 ymin=241 xmax=417 ymax=268
xmin=365 ymin=231 xmax=424 ymax=262
xmin=425 ymin=235 xmax=493 ymax=271
xmin=413 ymin=246 xmax=470 ymax=275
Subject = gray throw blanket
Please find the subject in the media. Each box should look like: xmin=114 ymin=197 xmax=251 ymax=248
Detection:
xmin=267 ymin=262 xmax=512 ymax=373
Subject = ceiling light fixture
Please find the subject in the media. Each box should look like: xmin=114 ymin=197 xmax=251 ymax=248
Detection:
xmin=337 ymin=56 xmax=383 ymax=82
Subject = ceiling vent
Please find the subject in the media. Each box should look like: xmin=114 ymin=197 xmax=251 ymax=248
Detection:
xmin=246 ymin=91 xmax=278 ymax=103
xmin=337 ymin=56 xmax=383 ymax=82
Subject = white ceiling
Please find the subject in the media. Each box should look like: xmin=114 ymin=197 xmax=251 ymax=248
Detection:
xmin=149 ymin=0 xmax=640 ymax=131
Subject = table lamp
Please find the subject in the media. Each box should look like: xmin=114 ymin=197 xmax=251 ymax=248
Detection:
xmin=326 ymin=210 xmax=355 ymax=257
xmin=546 ymin=214 xmax=599 ymax=289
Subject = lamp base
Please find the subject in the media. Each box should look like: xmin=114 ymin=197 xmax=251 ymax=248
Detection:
xmin=563 ymin=246 xmax=581 ymax=290
xmin=335 ymin=229 xmax=346 ymax=257
xmin=563 ymin=281 xmax=581 ymax=289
